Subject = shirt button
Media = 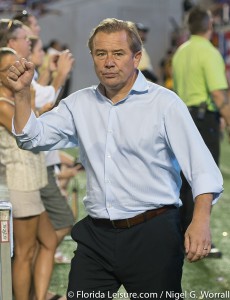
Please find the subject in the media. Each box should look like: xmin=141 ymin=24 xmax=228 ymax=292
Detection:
xmin=107 ymin=154 xmax=111 ymax=158
xmin=108 ymin=130 xmax=113 ymax=133
xmin=105 ymin=178 xmax=110 ymax=183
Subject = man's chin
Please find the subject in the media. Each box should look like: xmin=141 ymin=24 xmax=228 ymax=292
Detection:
xmin=102 ymin=80 xmax=120 ymax=89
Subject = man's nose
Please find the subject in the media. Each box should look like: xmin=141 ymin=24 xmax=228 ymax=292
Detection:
xmin=105 ymin=55 xmax=115 ymax=67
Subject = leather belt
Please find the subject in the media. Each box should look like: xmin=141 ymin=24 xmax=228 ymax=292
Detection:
xmin=91 ymin=205 xmax=175 ymax=229
xmin=188 ymin=106 xmax=217 ymax=115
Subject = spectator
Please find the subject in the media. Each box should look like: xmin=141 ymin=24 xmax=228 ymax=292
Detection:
xmin=0 ymin=19 xmax=31 ymax=57
xmin=46 ymin=39 xmax=63 ymax=55
xmin=30 ymin=41 xmax=74 ymax=110
xmin=13 ymin=9 xmax=41 ymax=36
xmin=30 ymin=35 xmax=77 ymax=267
xmin=159 ymin=48 xmax=175 ymax=90
xmin=0 ymin=18 xmax=73 ymax=299
xmin=42 ymin=39 xmax=73 ymax=99
xmin=135 ymin=22 xmax=158 ymax=82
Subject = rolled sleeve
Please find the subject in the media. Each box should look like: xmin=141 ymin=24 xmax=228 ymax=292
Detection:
xmin=12 ymin=98 xmax=78 ymax=151
xmin=191 ymin=172 xmax=223 ymax=205
xmin=12 ymin=111 xmax=40 ymax=149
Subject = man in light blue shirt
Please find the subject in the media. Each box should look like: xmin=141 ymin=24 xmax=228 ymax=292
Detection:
xmin=9 ymin=18 xmax=223 ymax=300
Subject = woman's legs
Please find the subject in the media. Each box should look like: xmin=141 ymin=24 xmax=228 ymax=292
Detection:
xmin=33 ymin=211 xmax=57 ymax=300
xmin=12 ymin=216 xmax=39 ymax=300
xmin=13 ymin=211 xmax=57 ymax=300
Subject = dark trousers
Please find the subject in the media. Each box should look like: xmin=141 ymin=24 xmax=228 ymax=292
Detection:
xmin=67 ymin=209 xmax=184 ymax=300
xmin=180 ymin=108 xmax=220 ymax=233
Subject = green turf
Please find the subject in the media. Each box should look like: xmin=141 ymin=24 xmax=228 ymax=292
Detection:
xmin=181 ymin=135 xmax=230 ymax=299
xmin=49 ymin=135 xmax=230 ymax=299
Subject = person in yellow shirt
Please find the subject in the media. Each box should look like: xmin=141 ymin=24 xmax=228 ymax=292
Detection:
xmin=173 ymin=6 xmax=230 ymax=258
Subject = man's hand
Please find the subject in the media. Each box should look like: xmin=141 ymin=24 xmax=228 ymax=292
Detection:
xmin=184 ymin=193 xmax=213 ymax=262
xmin=56 ymin=49 xmax=75 ymax=77
xmin=48 ymin=53 xmax=59 ymax=72
xmin=51 ymin=49 xmax=75 ymax=93
xmin=9 ymin=58 xmax=35 ymax=134
xmin=184 ymin=218 xmax=211 ymax=262
xmin=7 ymin=58 xmax=35 ymax=93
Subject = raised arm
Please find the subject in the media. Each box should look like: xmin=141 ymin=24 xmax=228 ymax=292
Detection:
xmin=51 ymin=50 xmax=75 ymax=93
xmin=7 ymin=58 xmax=35 ymax=133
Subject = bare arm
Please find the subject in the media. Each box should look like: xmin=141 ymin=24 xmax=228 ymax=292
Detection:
xmin=50 ymin=50 xmax=75 ymax=93
xmin=0 ymin=102 xmax=14 ymax=132
xmin=7 ymin=58 xmax=35 ymax=134
xmin=211 ymin=90 xmax=230 ymax=139
xmin=37 ymin=54 xmax=59 ymax=86
xmin=184 ymin=193 xmax=213 ymax=262
xmin=56 ymin=164 xmax=82 ymax=180
xmin=37 ymin=68 xmax=52 ymax=86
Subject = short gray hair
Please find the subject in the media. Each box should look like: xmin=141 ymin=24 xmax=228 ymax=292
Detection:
xmin=88 ymin=18 xmax=142 ymax=54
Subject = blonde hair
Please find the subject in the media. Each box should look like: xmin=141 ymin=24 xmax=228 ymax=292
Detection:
xmin=0 ymin=47 xmax=17 ymax=71
xmin=0 ymin=19 xmax=23 ymax=47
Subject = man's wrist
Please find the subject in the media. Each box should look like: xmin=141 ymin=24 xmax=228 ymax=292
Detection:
xmin=15 ymin=87 xmax=31 ymax=100
xmin=226 ymin=124 xmax=230 ymax=138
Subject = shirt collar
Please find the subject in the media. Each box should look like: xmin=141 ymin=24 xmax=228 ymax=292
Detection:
xmin=130 ymin=70 xmax=149 ymax=94
xmin=190 ymin=35 xmax=210 ymax=44
xmin=96 ymin=70 xmax=149 ymax=98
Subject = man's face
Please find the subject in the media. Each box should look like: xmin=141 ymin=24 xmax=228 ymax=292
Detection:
xmin=7 ymin=27 xmax=31 ymax=59
xmin=30 ymin=39 xmax=45 ymax=67
xmin=29 ymin=15 xmax=41 ymax=36
xmin=91 ymin=30 xmax=141 ymax=93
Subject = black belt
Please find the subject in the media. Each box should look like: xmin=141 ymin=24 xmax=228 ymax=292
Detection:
xmin=91 ymin=205 xmax=176 ymax=229
xmin=188 ymin=106 xmax=217 ymax=114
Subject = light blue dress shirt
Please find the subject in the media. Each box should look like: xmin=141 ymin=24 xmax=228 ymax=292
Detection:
xmin=13 ymin=71 xmax=223 ymax=220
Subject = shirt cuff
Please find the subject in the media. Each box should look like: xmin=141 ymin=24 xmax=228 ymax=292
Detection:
xmin=191 ymin=172 xmax=224 ymax=205
xmin=12 ymin=110 xmax=37 ymax=140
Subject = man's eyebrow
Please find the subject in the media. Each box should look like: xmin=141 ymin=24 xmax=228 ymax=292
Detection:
xmin=113 ymin=49 xmax=125 ymax=52
xmin=94 ymin=49 xmax=125 ymax=52
xmin=94 ymin=49 xmax=106 ymax=52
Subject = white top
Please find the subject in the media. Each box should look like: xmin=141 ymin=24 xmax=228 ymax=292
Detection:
xmin=32 ymin=79 xmax=56 ymax=108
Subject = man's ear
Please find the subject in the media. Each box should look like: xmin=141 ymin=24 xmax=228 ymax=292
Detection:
xmin=134 ymin=50 xmax=142 ymax=67
xmin=7 ymin=39 xmax=15 ymax=50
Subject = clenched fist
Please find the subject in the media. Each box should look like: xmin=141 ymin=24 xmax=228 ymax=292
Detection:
xmin=7 ymin=58 xmax=35 ymax=93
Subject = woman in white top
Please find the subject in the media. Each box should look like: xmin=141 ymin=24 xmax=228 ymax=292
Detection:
xmin=0 ymin=47 xmax=57 ymax=300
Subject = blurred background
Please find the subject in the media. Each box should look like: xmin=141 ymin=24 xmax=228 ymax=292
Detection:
xmin=0 ymin=0 xmax=226 ymax=92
